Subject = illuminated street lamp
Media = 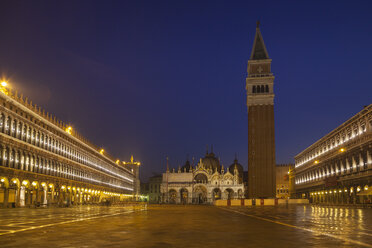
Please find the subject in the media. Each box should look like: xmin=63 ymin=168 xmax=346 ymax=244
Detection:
xmin=65 ymin=126 xmax=73 ymax=135
xmin=314 ymin=160 xmax=319 ymax=164
xmin=0 ymin=81 xmax=9 ymax=95
xmin=339 ymin=148 xmax=346 ymax=152
xmin=100 ymin=149 xmax=104 ymax=155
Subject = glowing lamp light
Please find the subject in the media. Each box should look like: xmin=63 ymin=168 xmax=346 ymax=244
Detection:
xmin=100 ymin=149 xmax=104 ymax=154
xmin=1 ymin=81 xmax=8 ymax=87
xmin=65 ymin=126 xmax=73 ymax=135
xmin=41 ymin=183 xmax=46 ymax=187
xmin=339 ymin=148 xmax=345 ymax=152
xmin=116 ymin=160 xmax=120 ymax=164
xmin=0 ymin=178 xmax=4 ymax=182
xmin=22 ymin=181 xmax=28 ymax=186
xmin=314 ymin=160 xmax=319 ymax=164
xmin=32 ymin=182 xmax=37 ymax=186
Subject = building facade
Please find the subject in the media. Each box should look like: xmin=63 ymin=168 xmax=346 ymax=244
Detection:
xmin=294 ymin=105 xmax=372 ymax=204
xmin=161 ymin=151 xmax=245 ymax=204
xmin=0 ymin=86 xmax=137 ymax=207
xmin=276 ymin=164 xmax=292 ymax=199
xmin=246 ymin=22 xmax=276 ymax=198
xmin=149 ymin=175 xmax=162 ymax=204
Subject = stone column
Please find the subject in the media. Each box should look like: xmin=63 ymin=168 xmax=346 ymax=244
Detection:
xmin=3 ymin=188 xmax=9 ymax=208
xmin=367 ymin=149 xmax=372 ymax=169
xmin=359 ymin=152 xmax=364 ymax=170
xmin=352 ymin=155 xmax=357 ymax=172
xmin=1 ymin=145 xmax=6 ymax=166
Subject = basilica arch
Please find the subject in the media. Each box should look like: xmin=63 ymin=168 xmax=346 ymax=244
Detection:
xmin=180 ymin=188 xmax=188 ymax=204
xmin=193 ymin=185 xmax=207 ymax=204
xmin=212 ymin=188 xmax=221 ymax=201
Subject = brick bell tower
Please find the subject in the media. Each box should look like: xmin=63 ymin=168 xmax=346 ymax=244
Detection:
xmin=246 ymin=22 xmax=276 ymax=199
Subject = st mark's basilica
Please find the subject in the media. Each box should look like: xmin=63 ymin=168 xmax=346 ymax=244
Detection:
xmin=161 ymin=148 xmax=245 ymax=204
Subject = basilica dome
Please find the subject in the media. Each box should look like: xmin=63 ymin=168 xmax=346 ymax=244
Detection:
xmin=202 ymin=152 xmax=221 ymax=172
xmin=229 ymin=158 xmax=243 ymax=176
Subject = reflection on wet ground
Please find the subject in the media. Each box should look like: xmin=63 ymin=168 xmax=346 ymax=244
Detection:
xmin=0 ymin=204 xmax=370 ymax=248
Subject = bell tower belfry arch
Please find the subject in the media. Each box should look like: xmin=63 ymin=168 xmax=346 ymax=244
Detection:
xmin=246 ymin=22 xmax=276 ymax=198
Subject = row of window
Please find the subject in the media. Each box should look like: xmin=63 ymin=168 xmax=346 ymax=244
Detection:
xmin=277 ymin=189 xmax=288 ymax=194
xmin=296 ymin=152 xmax=370 ymax=185
xmin=252 ymin=85 xmax=269 ymax=93
xmin=0 ymin=145 xmax=132 ymax=191
xmin=150 ymin=184 xmax=160 ymax=193
xmin=0 ymin=110 xmax=132 ymax=183
xmin=296 ymin=119 xmax=369 ymax=167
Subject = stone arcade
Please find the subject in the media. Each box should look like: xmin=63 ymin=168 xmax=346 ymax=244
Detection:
xmin=0 ymin=87 xmax=139 ymax=207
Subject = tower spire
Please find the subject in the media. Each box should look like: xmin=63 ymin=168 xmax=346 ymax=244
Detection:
xmin=250 ymin=22 xmax=269 ymax=60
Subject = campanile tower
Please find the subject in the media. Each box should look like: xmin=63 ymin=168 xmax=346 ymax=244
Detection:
xmin=246 ymin=22 xmax=276 ymax=198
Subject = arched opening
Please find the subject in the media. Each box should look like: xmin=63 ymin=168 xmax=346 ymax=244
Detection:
xmin=0 ymin=177 xmax=9 ymax=207
xmin=180 ymin=188 xmax=188 ymax=204
xmin=224 ymin=188 xmax=234 ymax=200
xmin=265 ymin=85 xmax=269 ymax=92
xmin=252 ymin=86 xmax=256 ymax=93
xmin=169 ymin=189 xmax=177 ymax=204
xmin=212 ymin=188 xmax=221 ymax=201
xmin=30 ymin=181 xmax=39 ymax=205
xmin=257 ymin=85 xmax=261 ymax=93
xmin=194 ymin=173 xmax=208 ymax=184
xmin=261 ymin=85 xmax=265 ymax=93
xmin=20 ymin=180 xmax=30 ymax=206
xmin=238 ymin=189 xmax=244 ymax=198
xmin=193 ymin=185 xmax=207 ymax=204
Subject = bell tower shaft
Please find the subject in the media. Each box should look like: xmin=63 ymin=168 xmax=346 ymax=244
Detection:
xmin=246 ymin=23 xmax=276 ymax=199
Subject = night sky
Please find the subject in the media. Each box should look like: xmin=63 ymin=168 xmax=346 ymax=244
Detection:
xmin=1 ymin=1 xmax=371 ymax=181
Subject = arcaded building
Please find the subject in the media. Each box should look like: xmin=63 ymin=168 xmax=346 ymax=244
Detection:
xmin=0 ymin=86 xmax=138 ymax=207
xmin=294 ymin=104 xmax=372 ymax=204
xmin=246 ymin=22 xmax=276 ymax=198
xmin=161 ymin=150 xmax=245 ymax=204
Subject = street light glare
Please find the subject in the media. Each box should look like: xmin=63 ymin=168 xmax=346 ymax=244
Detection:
xmin=1 ymin=81 xmax=7 ymax=87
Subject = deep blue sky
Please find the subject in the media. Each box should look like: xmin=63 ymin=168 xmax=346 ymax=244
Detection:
xmin=1 ymin=1 xmax=371 ymax=181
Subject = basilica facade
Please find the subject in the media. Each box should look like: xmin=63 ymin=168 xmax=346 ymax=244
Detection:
xmin=160 ymin=150 xmax=245 ymax=204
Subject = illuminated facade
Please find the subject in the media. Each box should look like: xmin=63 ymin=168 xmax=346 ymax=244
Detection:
xmin=294 ymin=104 xmax=372 ymax=204
xmin=276 ymin=164 xmax=292 ymax=199
xmin=0 ymin=86 xmax=137 ymax=207
xmin=161 ymin=151 xmax=245 ymax=204
xmin=246 ymin=22 xmax=276 ymax=198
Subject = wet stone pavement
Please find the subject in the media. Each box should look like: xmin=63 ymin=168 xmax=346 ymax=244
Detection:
xmin=0 ymin=204 xmax=371 ymax=248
